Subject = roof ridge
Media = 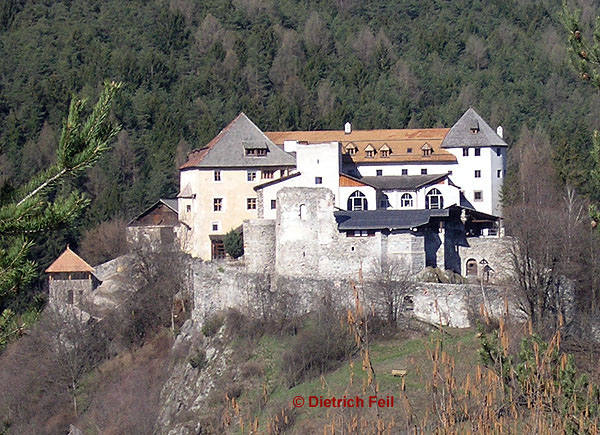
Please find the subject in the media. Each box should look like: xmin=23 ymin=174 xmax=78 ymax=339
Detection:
xmin=45 ymin=246 xmax=95 ymax=273
xmin=180 ymin=112 xmax=246 ymax=169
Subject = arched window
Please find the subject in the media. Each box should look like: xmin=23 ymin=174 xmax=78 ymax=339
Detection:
xmin=347 ymin=191 xmax=368 ymax=211
xmin=299 ymin=204 xmax=307 ymax=220
xmin=466 ymin=259 xmax=478 ymax=276
xmin=425 ymin=188 xmax=443 ymax=209
xmin=400 ymin=193 xmax=413 ymax=208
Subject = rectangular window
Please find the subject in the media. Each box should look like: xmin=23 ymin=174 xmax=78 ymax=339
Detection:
xmin=246 ymin=148 xmax=267 ymax=156
xmin=270 ymin=199 xmax=277 ymax=209
xmin=247 ymin=197 xmax=257 ymax=210
xmin=496 ymin=147 xmax=501 ymax=157
xmin=380 ymin=150 xmax=390 ymax=158
xmin=475 ymin=170 xmax=481 ymax=178
xmin=262 ymin=170 xmax=274 ymax=179
xmin=315 ymin=176 xmax=323 ymax=184
xmin=247 ymin=170 xmax=257 ymax=182
xmin=401 ymin=169 xmax=408 ymax=175
xmin=186 ymin=204 xmax=191 ymax=213
xmin=497 ymin=169 xmax=502 ymax=178
xmin=376 ymin=169 xmax=383 ymax=176
xmin=214 ymin=170 xmax=221 ymax=181
xmin=213 ymin=198 xmax=222 ymax=212
xmin=407 ymin=147 xmax=413 ymax=153
xmin=474 ymin=148 xmax=481 ymax=156
xmin=474 ymin=191 xmax=483 ymax=201
xmin=421 ymin=169 xmax=427 ymax=175
xmin=350 ymin=230 xmax=375 ymax=237
xmin=463 ymin=148 xmax=469 ymax=157
xmin=211 ymin=221 xmax=220 ymax=232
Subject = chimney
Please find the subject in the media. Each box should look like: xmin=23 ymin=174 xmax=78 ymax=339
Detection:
xmin=344 ymin=122 xmax=352 ymax=134
xmin=496 ymin=126 xmax=503 ymax=139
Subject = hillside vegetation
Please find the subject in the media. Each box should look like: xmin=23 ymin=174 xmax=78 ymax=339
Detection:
xmin=1 ymin=0 xmax=599 ymax=241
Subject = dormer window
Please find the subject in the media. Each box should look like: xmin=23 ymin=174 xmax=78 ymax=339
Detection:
xmin=421 ymin=143 xmax=433 ymax=157
xmin=246 ymin=148 xmax=267 ymax=156
xmin=470 ymin=121 xmax=480 ymax=134
xmin=379 ymin=144 xmax=391 ymax=158
xmin=345 ymin=143 xmax=358 ymax=156
xmin=365 ymin=144 xmax=375 ymax=158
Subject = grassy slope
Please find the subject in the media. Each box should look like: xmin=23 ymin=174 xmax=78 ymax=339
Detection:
xmin=228 ymin=325 xmax=481 ymax=433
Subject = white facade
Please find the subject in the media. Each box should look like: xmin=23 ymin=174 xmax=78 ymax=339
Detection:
xmin=347 ymin=147 xmax=505 ymax=216
xmin=378 ymin=180 xmax=461 ymax=211
xmin=443 ymin=146 xmax=506 ymax=216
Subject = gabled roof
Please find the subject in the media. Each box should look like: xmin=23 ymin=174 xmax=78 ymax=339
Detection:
xmin=180 ymin=113 xmax=296 ymax=169
xmin=45 ymin=246 xmax=95 ymax=273
xmin=128 ymin=198 xmax=179 ymax=226
xmin=335 ymin=209 xmax=449 ymax=231
xmin=359 ymin=173 xmax=450 ymax=191
xmin=265 ymin=128 xmax=456 ymax=164
xmin=441 ymin=108 xmax=507 ymax=149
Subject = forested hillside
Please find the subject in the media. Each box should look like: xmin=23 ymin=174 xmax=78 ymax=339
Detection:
xmin=0 ymin=0 xmax=598 ymax=281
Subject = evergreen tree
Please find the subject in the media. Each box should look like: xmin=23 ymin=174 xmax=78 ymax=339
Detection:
xmin=223 ymin=229 xmax=243 ymax=259
xmin=563 ymin=5 xmax=600 ymax=224
xmin=0 ymin=80 xmax=122 ymax=304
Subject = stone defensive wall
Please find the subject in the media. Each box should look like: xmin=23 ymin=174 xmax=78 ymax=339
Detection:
xmin=190 ymin=259 xmax=520 ymax=328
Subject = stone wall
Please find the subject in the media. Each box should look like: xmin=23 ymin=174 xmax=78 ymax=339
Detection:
xmin=49 ymin=278 xmax=94 ymax=307
xmin=189 ymin=258 xmax=521 ymax=328
xmin=459 ymin=237 xmax=513 ymax=283
xmin=273 ymin=187 xmax=426 ymax=280
xmin=243 ymin=219 xmax=276 ymax=274
xmin=408 ymin=282 xmax=520 ymax=328
xmin=126 ymin=226 xmax=178 ymax=251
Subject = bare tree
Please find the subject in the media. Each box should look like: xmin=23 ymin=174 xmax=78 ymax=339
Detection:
xmin=352 ymin=27 xmax=376 ymax=63
xmin=368 ymin=258 xmax=414 ymax=326
xmin=79 ymin=218 xmax=128 ymax=266
xmin=504 ymin=131 xmax=588 ymax=331
xmin=303 ymin=11 xmax=331 ymax=52
xmin=465 ymin=35 xmax=489 ymax=70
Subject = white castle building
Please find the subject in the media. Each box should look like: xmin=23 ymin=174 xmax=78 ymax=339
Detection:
xmin=128 ymin=107 xmax=507 ymax=271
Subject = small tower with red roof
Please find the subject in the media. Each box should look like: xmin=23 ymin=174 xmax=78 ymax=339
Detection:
xmin=45 ymin=246 xmax=100 ymax=307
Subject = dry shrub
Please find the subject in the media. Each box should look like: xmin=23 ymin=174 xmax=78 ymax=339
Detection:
xmin=265 ymin=404 xmax=297 ymax=434
xmin=240 ymin=360 xmax=265 ymax=378
xmin=282 ymin=310 xmax=355 ymax=387
xmin=77 ymin=331 xmax=173 ymax=434
xmin=202 ymin=312 xmax=224 ymax=337
xmin=79 ymin=218 xmax=128 ymax=266
xmin=113 ymin=250 xmax=184 ymax=347
xmin=0 ymin=309 xmax=108 ymax=434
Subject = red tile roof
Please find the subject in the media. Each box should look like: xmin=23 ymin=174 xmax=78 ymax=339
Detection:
xmin=45 ymin=246 xmax=95 ymax=273
xmin=265 ymin=128 xmax=456 ymax=163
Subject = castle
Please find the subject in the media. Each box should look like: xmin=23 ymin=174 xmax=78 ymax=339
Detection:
xmin=49 ymin=108 xmax=516 ymax=328
xmin=128 ymin=107 xmax=509 ymax=280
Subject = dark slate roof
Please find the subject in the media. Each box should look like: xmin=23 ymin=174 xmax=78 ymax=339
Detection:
xmin=359 ymin=174 xmax=449 ymax=191
xmin=441 ymin=108 xmax=508 ymax=149
xmin=180 ymin=113 xmax=296 ymax=169
xmin=335 ymin=209 xmax=449 ymax=231
xmin=160 ymin=198 xmax=179 ymax=213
